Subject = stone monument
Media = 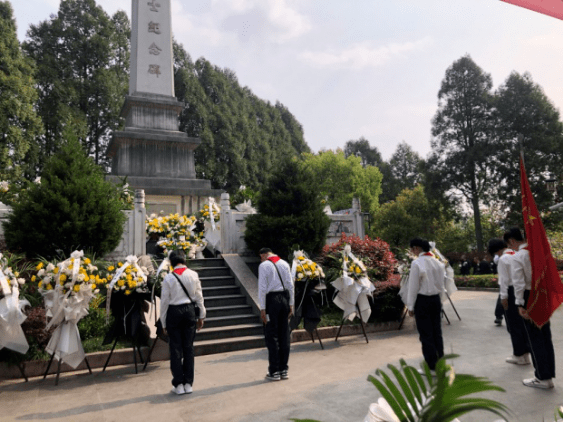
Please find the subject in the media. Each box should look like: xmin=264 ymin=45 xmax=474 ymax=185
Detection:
xmin=107 ymin=0 xmax=221 ymax=216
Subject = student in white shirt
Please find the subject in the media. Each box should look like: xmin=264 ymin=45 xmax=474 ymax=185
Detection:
xmin=406 ymin=238 xmax=446 ymax=373
xmin=488 ymin=238 xmax=530 ymax=365
xmin=160 ymin=250 xmax=206 ymax=395
xmin=258 ymin=247 xmax=294 ymax=382
xmin=506 ymin=227 xmax=555 ymax=390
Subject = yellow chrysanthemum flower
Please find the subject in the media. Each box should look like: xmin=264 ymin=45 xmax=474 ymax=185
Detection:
xmin=91 ymin=284 xmax=96 ymax=290
xmin=31 ymin=275 xmax=37 ymax=282
xmin=73 ymin=284 xmax=80 ymax=292
xmin=108 ymin=266 xmax=115 ymax=272
xmin=125 ymin=290 xmax=131 ymax=295
xmin=84 ymin=258 xmax=91 ymax=265
xmin=36 ymin=262 xmax=44 ymax=270
xmin=60 ymin=274 xmax=67 ymax=282
xmin=38 ymin=281 xmax=43 ymax=288
xmin=46 ymin=283 xmax=53 ymax=290
xmin=54 ymin=267 xmax=59 ymax=274
xmin=117 ymin=280 xmax=125 ymax=287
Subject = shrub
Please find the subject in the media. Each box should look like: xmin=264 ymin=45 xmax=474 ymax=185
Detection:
xmin=2 ymin=135 xmax=126 ymax=259
xmin=454 ymin=275 xmax=499 ymax=289
xmin=244 ymin=157 xmax=331 ymax=260
xmin=317 ymin=233 xmax=401 ymax=323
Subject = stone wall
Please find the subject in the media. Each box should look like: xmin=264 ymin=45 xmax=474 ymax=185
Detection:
xmin=218 ymin=193 xmax=365 ymax=256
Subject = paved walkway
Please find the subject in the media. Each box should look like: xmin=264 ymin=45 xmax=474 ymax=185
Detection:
xmin=1 ymin=291 xmax=562 ymax=422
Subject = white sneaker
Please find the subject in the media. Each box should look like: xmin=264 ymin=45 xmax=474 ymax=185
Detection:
xmin=171 ymin=384 xmax=186 ymax=395
xmin=184 ymin=383 xmax=193 ymax=394
xmin=522 ymin=377 xmax=554 ymax=389
xmin=506 ymin=354 xmax=531 ymax=365
xmin=418 ymin=368 xmax=436 ymax=377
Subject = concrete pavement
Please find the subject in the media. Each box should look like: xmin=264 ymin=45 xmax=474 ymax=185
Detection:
xmin=1 ymin=290 xmax=562 ymax=422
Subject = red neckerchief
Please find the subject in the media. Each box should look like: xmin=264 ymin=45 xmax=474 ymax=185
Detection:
xmin=173 ymin=267 xmax=187 ymax=275
xmin=506 ymin=251 xmax=516 ymax=255
xmin=267 ymin=256 xmax=281 ymax=264
xmin=423 ymin=252 xmax=433 ymax=256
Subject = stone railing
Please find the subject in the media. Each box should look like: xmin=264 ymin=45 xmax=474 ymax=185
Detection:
xmin=218 ymin=193 xmax=365 ymax=255
xmin=0 ymin=191 xmax=146 ymax=260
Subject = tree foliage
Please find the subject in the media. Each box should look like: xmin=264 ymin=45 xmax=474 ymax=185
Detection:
xmin=173 ymin=41 xmax=310 ymax=192
xmin=2 ymin=132 xmax=126 ymax=259
xmin=493 ymin=71 xmax=563 ymax=227
xmin=244 ymin=157 xmax=330 ymax=260
xmin=302 ymin=149 xmax=382 ymax=217
xmin=371 ymin=185 xmax=442 ymax=254
xmin=23 ymin=0 xmax=130 ymax=169
xmin=343 ymin=137 xmax=383 ymax=168
xmin=430 ymin=55 xmax=497 ymax=252
xmin=380 ymin=142 xmax=424 ymax=204
xmin=0 ymin=1 xmax=43 ymax=184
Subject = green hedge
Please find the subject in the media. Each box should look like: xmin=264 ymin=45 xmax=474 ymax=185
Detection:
xmin=455 ymin=275 xmax=499 ymax=289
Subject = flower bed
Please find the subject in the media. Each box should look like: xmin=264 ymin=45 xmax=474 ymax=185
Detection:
xmin=454 ymin=275 xmax=499 ymax=289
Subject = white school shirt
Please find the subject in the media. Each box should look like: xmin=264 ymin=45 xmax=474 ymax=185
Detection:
xmin=497 ymin=249 xmax=516 ymax=300
xmin=406 ymin=252 xmax=446 ymax=312
xmin=511 ymin=243 xmax=531 ymax=307
xmin=160 ymin=265 xmax=206 ymax=328
xmin=258 ymin=257 xmax=295 ymax=310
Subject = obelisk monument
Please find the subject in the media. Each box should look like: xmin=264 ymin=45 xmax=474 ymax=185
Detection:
xmin=107 ymin=0 xmax=220 ymax=215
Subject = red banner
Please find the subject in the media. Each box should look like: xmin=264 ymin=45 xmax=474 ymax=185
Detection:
xmin=501 ymin=0 xmax=563 ymax=21
xmin=520 ymin=156 xmax=563 ymax=327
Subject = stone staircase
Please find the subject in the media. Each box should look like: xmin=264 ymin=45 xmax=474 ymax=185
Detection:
xmin=189 ymin=258 xmax=265 ymax=356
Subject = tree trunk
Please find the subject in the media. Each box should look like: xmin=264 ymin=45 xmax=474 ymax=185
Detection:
xmin=471 ymin=188 xmax=484 ymax=252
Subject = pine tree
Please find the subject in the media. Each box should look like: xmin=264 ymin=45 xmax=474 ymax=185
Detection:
xmin=0 ymin=1 xmax=43 ymax=184
xmin=2 ymin=131 xmax=126 ymax=258
xmin=244 ymin=157 xmax=331 ymax=260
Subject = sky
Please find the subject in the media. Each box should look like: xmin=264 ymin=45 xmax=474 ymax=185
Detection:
xmin=12 ymin=0 xmax=563 ymax=161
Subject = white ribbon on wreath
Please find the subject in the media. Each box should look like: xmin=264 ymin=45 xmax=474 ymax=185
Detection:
xmin=331 ymin=244 xmax=375 ymax=323
xmin=204 ymin=197 xmax=221 ymax=250
xmin=42 ymin=250 xmax=95 ymax=369
xmin=0 ymin=257 xmax=30 ymax=355
xmin=429 ymin=242 xmax=457 ymax=302
xmin=106 ymin=255 xmax=148 ymax=325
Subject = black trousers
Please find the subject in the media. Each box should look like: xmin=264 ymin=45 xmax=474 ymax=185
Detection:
xmin=414 ymin=294 xmax=444 ymax=371
xmin=494 ymin=295 xmax=504 ymax=320
xmin=166 ymin=303 xmax=197 ymax=387
xmin=264 ymin=291 xmax=291 ymax=375
xmin=505 ymin=286 xmax=529 ymax=357
xmin=523 ymin=290 xmax=556 ymax=380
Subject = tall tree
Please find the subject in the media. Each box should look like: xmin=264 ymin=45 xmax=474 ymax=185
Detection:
xmin=379 ymin=142 xmax=423 ymax=203
xmin=23 ymin=0 xmax=129 ymax=168
xmin=173 ymin=42 xmax=310 ymax=192
xmin=430 ymin=55 xmax=497 ymax=252
xmin=343 ymin=137 xmax=383 ymax=167
xmin=302 ymin=149 xmax=382 ymax=217
xmin=493 ymin=71 xmax=563 ymax=227
xmin=0 ymin=1 xmax=43 ymax=184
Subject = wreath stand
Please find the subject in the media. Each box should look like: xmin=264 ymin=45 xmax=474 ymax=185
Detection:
xmin=334 ymin=303 xmax=369 ymax=344
xmin=102 ymin=336 xmax=145 ymax=374
xmin=43 ymin=353 xmax=92 ymax=386
xmin=398 ymin=292 xmax=461 ymax=329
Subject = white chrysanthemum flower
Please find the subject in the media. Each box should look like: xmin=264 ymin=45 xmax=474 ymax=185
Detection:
xmin=77 ymin=273 xmax=85 ymax=282
xmin=46 ymin=263 xmax=55 ymax=272
xmin=37 ymin=269 xmax=45 ymax=277
xmin=34 ymin=176 xmax=41 ymax=184
xmin=17 ymin=278 xmax=25 ymax=285
xmin=94 ymin=289 xmax=100 ymax=294
xmin=297 ymin=272 xmax=304 ymax=279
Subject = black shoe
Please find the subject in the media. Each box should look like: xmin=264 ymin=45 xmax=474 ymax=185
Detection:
xmin=494 ymin=319 xmax=502 ymax=326
xmin=265 ymin=372 xmax=281 ymax=381
xmin=280 ymin=370 xmax=289 ymax=380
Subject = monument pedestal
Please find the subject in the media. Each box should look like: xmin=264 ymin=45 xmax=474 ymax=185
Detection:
xmin=107 ymin=93 xmax=221 ymax=216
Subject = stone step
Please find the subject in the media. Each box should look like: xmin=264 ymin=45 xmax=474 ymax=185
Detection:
xmin=206 ymin=304 xmax=254 ymax=318
xmin=195 ymin=323 xmax=264 ymax=342
xmin=199 ymin=276 xmax=236 ymax=288
xmin=204 ymin=314 xmax=261 ymax=329
xmin=190 ymin=258 xmax=225 ymax=268
xmin=195 ymin=267 xmax=231 ymax=278
xmin=194 ymin=335 xmax=265 ymax=356
xmin=204 ymin=294 xmax=247 ymax=308
xmin=202 ymin=285 xmax=241 ymax=297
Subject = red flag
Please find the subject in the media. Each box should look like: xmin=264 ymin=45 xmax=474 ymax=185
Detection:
xmin=520 ymin=156 xmax=563 ymax=327
xmin=501 ymin=0 xmax=563 ymax=21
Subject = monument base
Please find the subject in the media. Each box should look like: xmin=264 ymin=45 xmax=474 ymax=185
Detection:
xmin=106 ymin=175 xmax=222 ymax=216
